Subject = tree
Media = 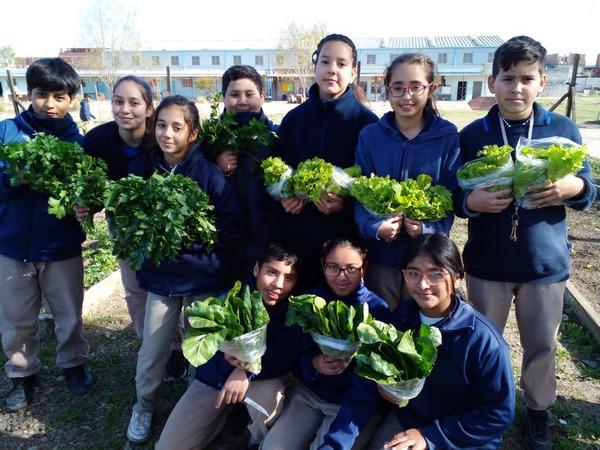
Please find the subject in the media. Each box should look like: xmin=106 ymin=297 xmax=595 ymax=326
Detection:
xmin=0 ymin=46 xmax=15 ymax=67
xmin=80 ymin=0 xmax=141 ymax=94
xmin=276 ymin=22 xmax=328 ymax=98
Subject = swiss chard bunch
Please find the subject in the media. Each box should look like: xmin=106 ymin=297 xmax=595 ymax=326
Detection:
xmin=0 ymin=133 xmax=108 ymax=232
xmin=286 ymin=294 xmax=369 ymax=342
xmin=201 ymin=95 xmax=276 ymax=157
xmin=182 ymin=282 xmax=270 ymax=371
xmin=103 ymin=173 xmax=216 ymax=270
xmin=261 ymin=156 xmax=294 ymax=199
xmin=355 ymin=319 xmax=441 ymax=387
xmin=291 ymin=157 xmax=360 ymax=201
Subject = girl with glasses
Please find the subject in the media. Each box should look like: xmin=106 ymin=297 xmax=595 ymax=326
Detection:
xmin=261 ymin=237 xmax=388 ymax=450
xmin=319 ymin=233 xmax=515 ymax=450
xmin=354 ymin=54 xmax=462 ymax=309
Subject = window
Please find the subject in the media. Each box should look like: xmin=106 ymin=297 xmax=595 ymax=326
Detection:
xmin=233 ymin=55 xmax=241 ymax=65
xmin=131 ymin=55 xmax=140 ymax=66
xmin=438 ymin=53 xmax=448 ymax=64
xmin=151 ymin=56 xmax=160 ymax=66
xmin=192 ymin=55 xmax=200 ymax=65
xmin=181 ymin=78 xmax=193 ymax=88
xmin=171 ymin=56 xmax=180 ymax=66
xmin=463 ymin=53 xmax=473 ymax=64
xmin=255 ymin=55 xmax=264 ymax=66
xmin=367 ymin=54 xmax=376 ymax=65
xmin=211 ymin=55 xmax=220 ymax=66
xmin=488 ymin=52 xmax=494 ymax=63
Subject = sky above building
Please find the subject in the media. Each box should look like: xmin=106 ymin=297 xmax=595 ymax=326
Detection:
xmin=2 ymin=0 xmax=599 ymax=63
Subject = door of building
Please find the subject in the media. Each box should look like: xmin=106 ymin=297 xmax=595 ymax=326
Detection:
xmin=457 ymin=81 xmax=467 ymax=100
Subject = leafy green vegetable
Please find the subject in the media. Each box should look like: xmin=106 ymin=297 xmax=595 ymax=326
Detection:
xmin=0 ymin=133 xmax=108 ymax=232
xmin=182 ymin=281 xmax=270 ymax=370
xmin=514 ymin=143 xmax=588 ymax=198
xmin=457 ymin=145 xmax=514 ymax=192
xmin=103 ymin=173 xmax=216 ymax=270
xmin=201 ymin=94 xmax=277 ymax=158
xmin=351 ymin=173 xmax=452 ymax=221
xmin=291 ymin=157 xmax=359 ymax=201
xmin=261 ymin=156 xmax=294 ymax=198
xmin=285 ymin=294 xmax=369 ymax=341
xmin=355 ymin=319 xmax=441 ymax=386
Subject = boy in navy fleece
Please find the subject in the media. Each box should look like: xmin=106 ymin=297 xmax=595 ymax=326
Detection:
xmin=156 ymin=243 xmax=299 ymax=450
xmin=0 ymin=58 xmax=94 ymax=411
xmin=457 ymin=36 xmax=596 ymax=450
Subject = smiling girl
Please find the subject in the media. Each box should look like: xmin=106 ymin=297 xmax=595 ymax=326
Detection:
xmin=273 ymin=34 xmax=378 ymax=290
xmin=126 ymin=95 xmax=240 ymax=445
xmin=354 ymin=54 xmax=462 ymax=309
xmin=319 ymin=234 xmax=515 ymax=450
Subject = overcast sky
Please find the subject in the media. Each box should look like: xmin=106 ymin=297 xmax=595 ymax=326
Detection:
xmin=2 ymin=0 xmax=599 ymax=62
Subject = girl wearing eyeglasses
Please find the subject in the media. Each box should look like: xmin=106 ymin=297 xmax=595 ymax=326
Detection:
xmin=261 ymin=237 xmax=388 ymax=450
xmin=319 ymin=233 xmax=515 ymax=450
xmin=354 ymin=54 xmax=462 ymax=309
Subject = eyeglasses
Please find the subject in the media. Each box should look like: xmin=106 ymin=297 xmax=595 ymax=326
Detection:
xmin=401 ymin=269 xmax=449 ymax=285
xmin=323 ymin=264 xmax=363 ymax=278
xmin=386 ymin=83 xmax=433 ymax=97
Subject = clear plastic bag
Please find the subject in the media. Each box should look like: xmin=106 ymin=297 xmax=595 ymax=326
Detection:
xmin=457 ymin=156 xmax=514 ymax=192
xmin=378 ymin=377 xmax=426 ymax=407
xmin=514 ymin=136 xmax=583 ymax=209
xmin=311 ymin=332 xmax=359 ymax=360
xmin=294 ymin=165 xmax=357 ymax=200
xmin=219 ymin=324 xmax=267 ymax=375
xmin=266 ymin=167 xmax=294 ymax=200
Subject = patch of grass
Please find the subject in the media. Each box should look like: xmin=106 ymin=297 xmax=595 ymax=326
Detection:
xmin=538 ymin=94 xmax=600 ymax=126
xmin=83 ymin=216 xmax=118 ymax=289
xmin=558 ymin=321 xmax=600 ymax=380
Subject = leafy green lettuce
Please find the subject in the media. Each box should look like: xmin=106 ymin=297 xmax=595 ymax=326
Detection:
xmin=291 ymin=157 xmax=360 ymax=201
xmin=261 ymin=156 xmax=294 ymax=198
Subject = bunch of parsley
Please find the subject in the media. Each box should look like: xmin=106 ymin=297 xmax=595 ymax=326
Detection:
xmin=103 ymin=173 xmax=216 ymax=271
xmin=0 ymin=133 xmax=108 ymax=232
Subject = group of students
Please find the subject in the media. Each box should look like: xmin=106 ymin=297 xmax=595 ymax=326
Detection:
xmin=0 ymin=32 xmax=596 ymax=450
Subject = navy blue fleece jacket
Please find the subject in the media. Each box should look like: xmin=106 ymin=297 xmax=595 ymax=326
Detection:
xmin=457 ymin=103 xmax=597 ymax=283
xmin=320 ymin=296 xmax=515 ymax=450
xmin=0 ymin=109 xmax=85 ymax=261
xmin=354 ymin=111 xmax=461 ymax=269
xmin=135 ymin=147 xmax=241 ymax=296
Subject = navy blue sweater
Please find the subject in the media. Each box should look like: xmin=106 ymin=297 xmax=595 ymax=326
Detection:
xmin=83 ymin=121 xmax=152 ymax=180
xmin=135 ymin=147 xmax=241 ymax=296
xmin=355 ymin=111 xmax=461 ymax=269
xmin=291 ymin=281 xmax=389 ymax=404
xmin=0 ymin=109 xmax=85 ymax=261
xmin=320 ymin=296 xmax=515 ymax=450
xmin=273 ymin=84 xmax=378 ymax=287
xmin=195 ymin=297 xmax=294 ymax=388
xmin=457 ymin=103 xmax=597 ymax=283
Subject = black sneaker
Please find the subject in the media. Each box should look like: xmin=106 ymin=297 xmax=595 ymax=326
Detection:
xmin=64 ymin=364 xmax=95 ymax=395
xmin=164 ymin=350 xmax=188 ymax=382
xmin=5 ymin=374 xmax=37 ymax=412
xmin=526 ymin=408 xmax=553 ymax=450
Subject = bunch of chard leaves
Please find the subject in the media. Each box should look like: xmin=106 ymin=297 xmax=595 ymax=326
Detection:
xmin=285 ymin=294 xmax=369 ymax=341
xmin=202 ymin=94 xmax=276 ymax=158
xmin=182 ymin=281 xmax=270 ymax=367
xmin=103 ymin=173 xmax=216 ymax=270
xmin=291 ymin=157 xmax=360 ymax=201
xmin=0 ymin=133 xmax=108 ymax=232
xmin=355 ymin=319 xmax=441 ymax=385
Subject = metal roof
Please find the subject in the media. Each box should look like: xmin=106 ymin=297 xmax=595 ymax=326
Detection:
xmin=377 ymin=35 xmax=503 ymax=49
xmin=140 ymin=39 xmax=279 ymax=51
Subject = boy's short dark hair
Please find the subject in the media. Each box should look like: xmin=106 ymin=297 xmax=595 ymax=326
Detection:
xmin=256 ymin=242 xmax=299 ymax=270
xmin=221 ymin=65 xmax=263 ymax=96
xmin=492 ymin=35 xmax=547 ymax=79
xmin=26 ymin=58 xmax=80 ymax=97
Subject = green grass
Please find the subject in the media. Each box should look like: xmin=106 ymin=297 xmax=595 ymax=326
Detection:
xmin=83 ymin=216 xmax=118 ymax=289
xmin=537 ymin=94 xmax=600 ymax=126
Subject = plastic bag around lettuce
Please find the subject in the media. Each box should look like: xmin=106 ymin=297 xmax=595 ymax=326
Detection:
xmin=311 ymin=332 xmax=359 ymax=360
xmin=514 ymin=136 xmax=587 ymax=209
xmin=378 ymin=377 xmax=426 ymax=407
xmin=457 ymin=155 xmax=514 ymax=192
xmin=219 ymin=324 xmax=268 ymax=375
xmin=266 ymin=166 xmax=294 ymax=200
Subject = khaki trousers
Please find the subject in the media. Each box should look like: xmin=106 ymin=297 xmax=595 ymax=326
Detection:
xmin=0 ymin=254 xmax=87 ymax=377
xmin=157 ymin=378 xmax=285 ymax=449
xmin=467 ymin=275 xmax=565 ymax=410
xmin=133 ymin=291 xmax=209 ymax=412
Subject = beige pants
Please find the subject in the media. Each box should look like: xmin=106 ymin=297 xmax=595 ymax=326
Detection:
xmin=260 ymin=382 xmax=341 ymax=450
xmin=467 ymin=275 xmax=565 ymax=410
xmin=0 ymin=254 xmax=87 ymax=377
xmin=133 ymin=291 xmax=209 ymax=412
xmin=157 ymin=377 xmax=285 ymax=449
